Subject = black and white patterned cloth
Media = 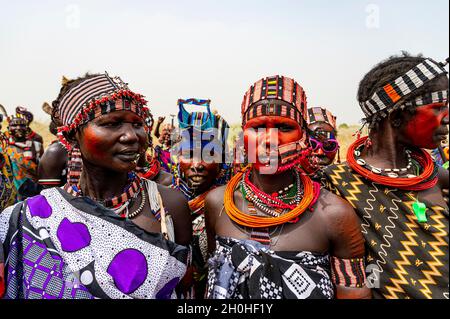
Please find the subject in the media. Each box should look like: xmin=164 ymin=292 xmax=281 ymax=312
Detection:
xmin=206 ymin=237 xmax=334 ymax=299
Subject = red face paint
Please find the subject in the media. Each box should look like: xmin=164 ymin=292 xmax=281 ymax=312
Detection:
xmin=78 ymin=111 xmax=148 ymax=172
xmin=82 ymin=126 xmax=107 ymax=159
xmin=244 ymin=116 xmax=303 ymax=171
xmin=404 ymin=103 xmax=449 ymax=149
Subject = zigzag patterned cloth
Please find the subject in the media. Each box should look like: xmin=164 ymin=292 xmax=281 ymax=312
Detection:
xmin=321 ymin=163 xmax=449 ymax=299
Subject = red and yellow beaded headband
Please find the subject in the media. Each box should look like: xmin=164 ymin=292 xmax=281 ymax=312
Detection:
xmin=241 ymin=75 xmax=308 ymax=126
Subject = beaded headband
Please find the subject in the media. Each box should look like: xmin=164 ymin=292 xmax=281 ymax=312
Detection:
xmin=175 ymin=98 xmax=230 ymax=160
xmin=57 ymin=73 xmax=149 ymax=151
xmin=360 ymin=59 xmax=447 ymax=120
xmin=241 ymin=75 xmax=307 ymax=125
xmin=403 ymin=90 xmax=448 ymax=108
xmin=7 ymin=117 xmax=28 ymax=127
xmin=307 ymin=107 xmax=337 ymax=129
xmin=177 ymin=98 xmax=215 ymax=131
xmin=6 ymin=107 xmax=33 ymax=127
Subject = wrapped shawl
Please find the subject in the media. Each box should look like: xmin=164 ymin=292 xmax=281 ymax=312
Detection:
xmin=0 ymin=187 xmax=189 ymax=299
xmin=321 ymin=163 xmax=449 ymax=299
xmin=207 ymin=237 xmax=334 ymax=299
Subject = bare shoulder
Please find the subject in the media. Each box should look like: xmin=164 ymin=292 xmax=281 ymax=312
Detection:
xmin=205 ymin=185 xmax=226 ymax=213
xmin=156 ymin=183 xmax=191 ymax=245
xmin=438 ymin=166 xmax=449 ymax=189
xmin=41 ymin=143 xmax=67 ymax=160
xmin=157 ymin=184 xmax=189 ymax=213
xmin=155 ymin=170 xmax=173 ymax=187
xmin=315 ymin=188 xmax=359 ymax=233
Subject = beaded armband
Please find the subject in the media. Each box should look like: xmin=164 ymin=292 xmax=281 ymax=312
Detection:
xmin=330 ymin=256 xmax=367 ymax=288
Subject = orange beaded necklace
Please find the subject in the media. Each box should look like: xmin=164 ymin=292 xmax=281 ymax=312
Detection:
xmin=224 ymin=166 xmax=319 ymax=228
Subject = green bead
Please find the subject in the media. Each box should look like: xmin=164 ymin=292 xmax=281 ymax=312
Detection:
xmin=412 ymin=201 xmax=428 ymax=223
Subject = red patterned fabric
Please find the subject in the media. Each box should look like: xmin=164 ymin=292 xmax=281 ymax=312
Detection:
xmin=241 ymin=75 xmax=308 ymax=125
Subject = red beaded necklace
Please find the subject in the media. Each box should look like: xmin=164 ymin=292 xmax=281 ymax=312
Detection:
xmin=347 ymin=136 xmax=438 ymax=191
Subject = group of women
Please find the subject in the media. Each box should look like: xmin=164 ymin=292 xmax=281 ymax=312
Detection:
xmin=0 ymin=52 xmax=448 ymax=299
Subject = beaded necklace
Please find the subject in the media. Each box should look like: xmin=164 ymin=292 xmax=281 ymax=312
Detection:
xmin=347 ymin=136 xmax=438 ymax=191
xmin=224 ymin=166 xmax=320 ymax=228
xmin=240 ymin=170 xmax=303 ymax=217
xmin=63 ymin=172 xmax=149 ymax=219
xmin=353 ymin=145 xmax=414 ymax=178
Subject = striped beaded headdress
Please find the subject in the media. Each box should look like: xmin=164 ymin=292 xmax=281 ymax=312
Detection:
xmin=307 ymin=107 xmax=337 ymax=130
xmin=174 ymin=98 xmax=230 ymax=161
xmin=360 ymin=58 xmax=448 ymax=125
xmin=57 ymin=72 xmax=150 ymax=151
xmin=241 ymin=75 xmax=308 ymax=126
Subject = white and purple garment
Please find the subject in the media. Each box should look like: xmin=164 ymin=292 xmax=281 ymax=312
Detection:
xmin=0 ymin=188 xmax=189 ymax=299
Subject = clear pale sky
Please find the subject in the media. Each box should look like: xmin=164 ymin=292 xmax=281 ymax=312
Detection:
xmin=0 ymin=0 xmax=448 ymax=126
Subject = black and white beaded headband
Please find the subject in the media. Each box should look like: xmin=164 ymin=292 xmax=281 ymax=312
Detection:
xmin=360 ymin=59 xmax=448 ymax=119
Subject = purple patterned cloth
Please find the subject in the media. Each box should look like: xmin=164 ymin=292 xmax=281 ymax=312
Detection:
xmin=0 ymin=188 xmax=190 ymax=299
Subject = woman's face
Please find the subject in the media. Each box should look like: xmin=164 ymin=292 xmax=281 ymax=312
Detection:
xmin=76 ymin=110 xmax=149 ymax=172
xmin=160 ymin=126 xmax=173 ymax=146
xmin=179 ymin=157 xmax=220 ymax=194
xmin=403 ymin=102 xmax=449 ymax=149
xmin=401 ymin=77 xmax=449 ymax=149
xmin=244 ymin=115 xmax=302 ymax=171
xmin=307 ymin=122 xmax=338 ymax=167
xmin=9 ymin=123 xmax=27 ymax=141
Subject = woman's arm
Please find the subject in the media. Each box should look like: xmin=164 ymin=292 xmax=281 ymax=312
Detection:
xmin=322 ymin=191 xmax=372 ymax=299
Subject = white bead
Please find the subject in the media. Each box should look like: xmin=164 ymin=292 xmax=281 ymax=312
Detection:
xmin=406 ymin=174 xmax=416 ymax=178
xmin=371 ymin=167 xmax=382 ymax=174
xmin=387 ymin=173 xmax=399 ymax=178
xmin=357 ymin=159 xmax=366 ymax=166
xmin=354 ymin=150 xmax=361 ymax=157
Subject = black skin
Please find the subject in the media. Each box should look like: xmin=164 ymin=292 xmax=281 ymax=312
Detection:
xmin=70 ymin=110 xmax=192 ymax=247
xmin=154 ymin=117 xmax=165 ymax=140
xmin=361 ymin=78 xmax=449 ymax=210
xmin=135 ymin=150 xmax=174 ymax=187
xmin=37 ymin=142 xmax=68 ymax=188
xmin=307 ymin=122 xmax=338 ymax=167
xmin=205 ymin=125 xmax=372 ymax=299
xmin=152 ymin=169 xmax=174 ymax=187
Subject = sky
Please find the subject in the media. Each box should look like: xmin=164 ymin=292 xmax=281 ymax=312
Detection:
xmin=0 ymin=0 xmax=449 ymax=126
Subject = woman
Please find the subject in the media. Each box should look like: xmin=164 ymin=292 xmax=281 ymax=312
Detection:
xmin=205 ymin=75 xmax=371 ymax=299
xmin=3 ymin=115 xmax=41 ymax=200
xmin=172 ymin=98 xmax=231 ymax=298
xmin=0 ymin=73 xmax=192 ymax=299
xmin=153 ymin=117 xmax=175 ymax=174
xmin=322 ymin=53 xmax=449 ymax=299
xmin=306 ymin=107 xmax=340 ymax=171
